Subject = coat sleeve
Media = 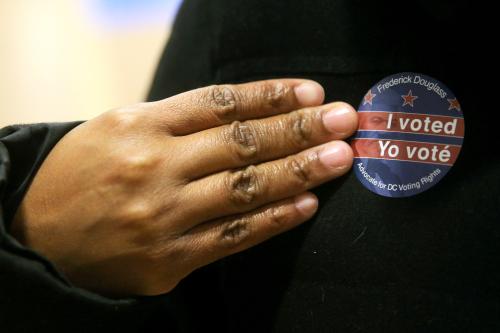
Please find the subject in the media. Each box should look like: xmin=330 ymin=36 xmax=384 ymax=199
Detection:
xmin=0 ymin=123 xmax=177 ymax=333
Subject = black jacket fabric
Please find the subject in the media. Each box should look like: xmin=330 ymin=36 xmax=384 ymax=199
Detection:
xmin=1 ymin=1 xmax=498 ymax=332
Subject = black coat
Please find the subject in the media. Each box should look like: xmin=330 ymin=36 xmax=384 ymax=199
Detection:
xmin=1 ymin=1 xmax=498 ymax=332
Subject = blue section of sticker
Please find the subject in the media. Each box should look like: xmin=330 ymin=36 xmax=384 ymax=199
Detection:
xmin=351 ymin=72 xmax=464 ymax=198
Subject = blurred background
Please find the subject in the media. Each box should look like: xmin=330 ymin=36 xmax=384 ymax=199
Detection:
xmin=0 ymin=0 xmax=183 ymax=127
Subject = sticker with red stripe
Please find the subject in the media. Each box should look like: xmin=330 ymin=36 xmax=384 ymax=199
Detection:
xmin=351 ymin=138 xmax=461 ymax=166
xmin=358 ymin=111 xmax=465 ymax=137
xmin=351 ymin=72 xmax=465 ymax=198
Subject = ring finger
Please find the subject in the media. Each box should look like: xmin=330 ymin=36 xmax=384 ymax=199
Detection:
xmin=176 ymin=140 xmax=353 ymax=230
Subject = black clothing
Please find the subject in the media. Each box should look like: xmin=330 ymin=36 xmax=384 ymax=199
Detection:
xmin=1 ymin=1 xmax=498 ymax=332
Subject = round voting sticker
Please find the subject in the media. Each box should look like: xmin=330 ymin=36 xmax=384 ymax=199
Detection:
xmin=351 ymin=72 xmax=465 ymax=198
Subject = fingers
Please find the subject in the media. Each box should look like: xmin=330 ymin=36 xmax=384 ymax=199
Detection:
xmin=182 ymin=192 xmax=318 ymax=267
xmin=149 ymin=79 xmax=324 ymax=135
xmin=177 ymin=101 xmax=358 ymax=179
xmin=176 ymin=140 xmax=353 ymax=229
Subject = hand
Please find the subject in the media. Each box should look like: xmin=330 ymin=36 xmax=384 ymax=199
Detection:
xmin=11 ymin=79 xmax=358 ymax=296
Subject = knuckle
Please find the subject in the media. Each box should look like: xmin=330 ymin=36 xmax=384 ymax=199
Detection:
xmin=285 ymin=156 xmax=313 ymax=187
xmin=105 ymin=107 xmax=142 ymax=130
xmin=227 ymin=121 xmax=258 ymax=161
xmin=260 ymin=81 xmax=290 ymax=108
xmin=219 ymin=218 xmax=251 ymax=249
xmin=118 ymin=200 xmax=158 ymax=230
xmin=207 ymin=84 xmax=239 ymax=122
xmin=289 ymin=110 xmax=313 ymax=147
xmin=226 ymin=165 xmax=263 ymax=206
xmin=267 ymin=205 xmax=292 ymax=229
xmin=126 ymin=201 xmax=156 ymax=221
xmin=111 ymin=153 xmax=161 ymax=184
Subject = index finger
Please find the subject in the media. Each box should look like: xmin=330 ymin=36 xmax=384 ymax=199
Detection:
xmin=149 ymin=79 xmax=325 ymax=135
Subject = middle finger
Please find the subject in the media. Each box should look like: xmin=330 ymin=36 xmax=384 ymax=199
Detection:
xmin=177 ymin=102 xmax=357 ymax=180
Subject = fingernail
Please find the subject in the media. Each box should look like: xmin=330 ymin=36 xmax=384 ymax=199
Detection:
xmin=322 ymin=103 xmax=357 ymax=134
xmin=294 ymin=193 xmax=318 ymax=216
xmin=319 ymin=142 xmax=351 ymax=168
xmin=294 ymin=81 xmax=324 ymax=106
